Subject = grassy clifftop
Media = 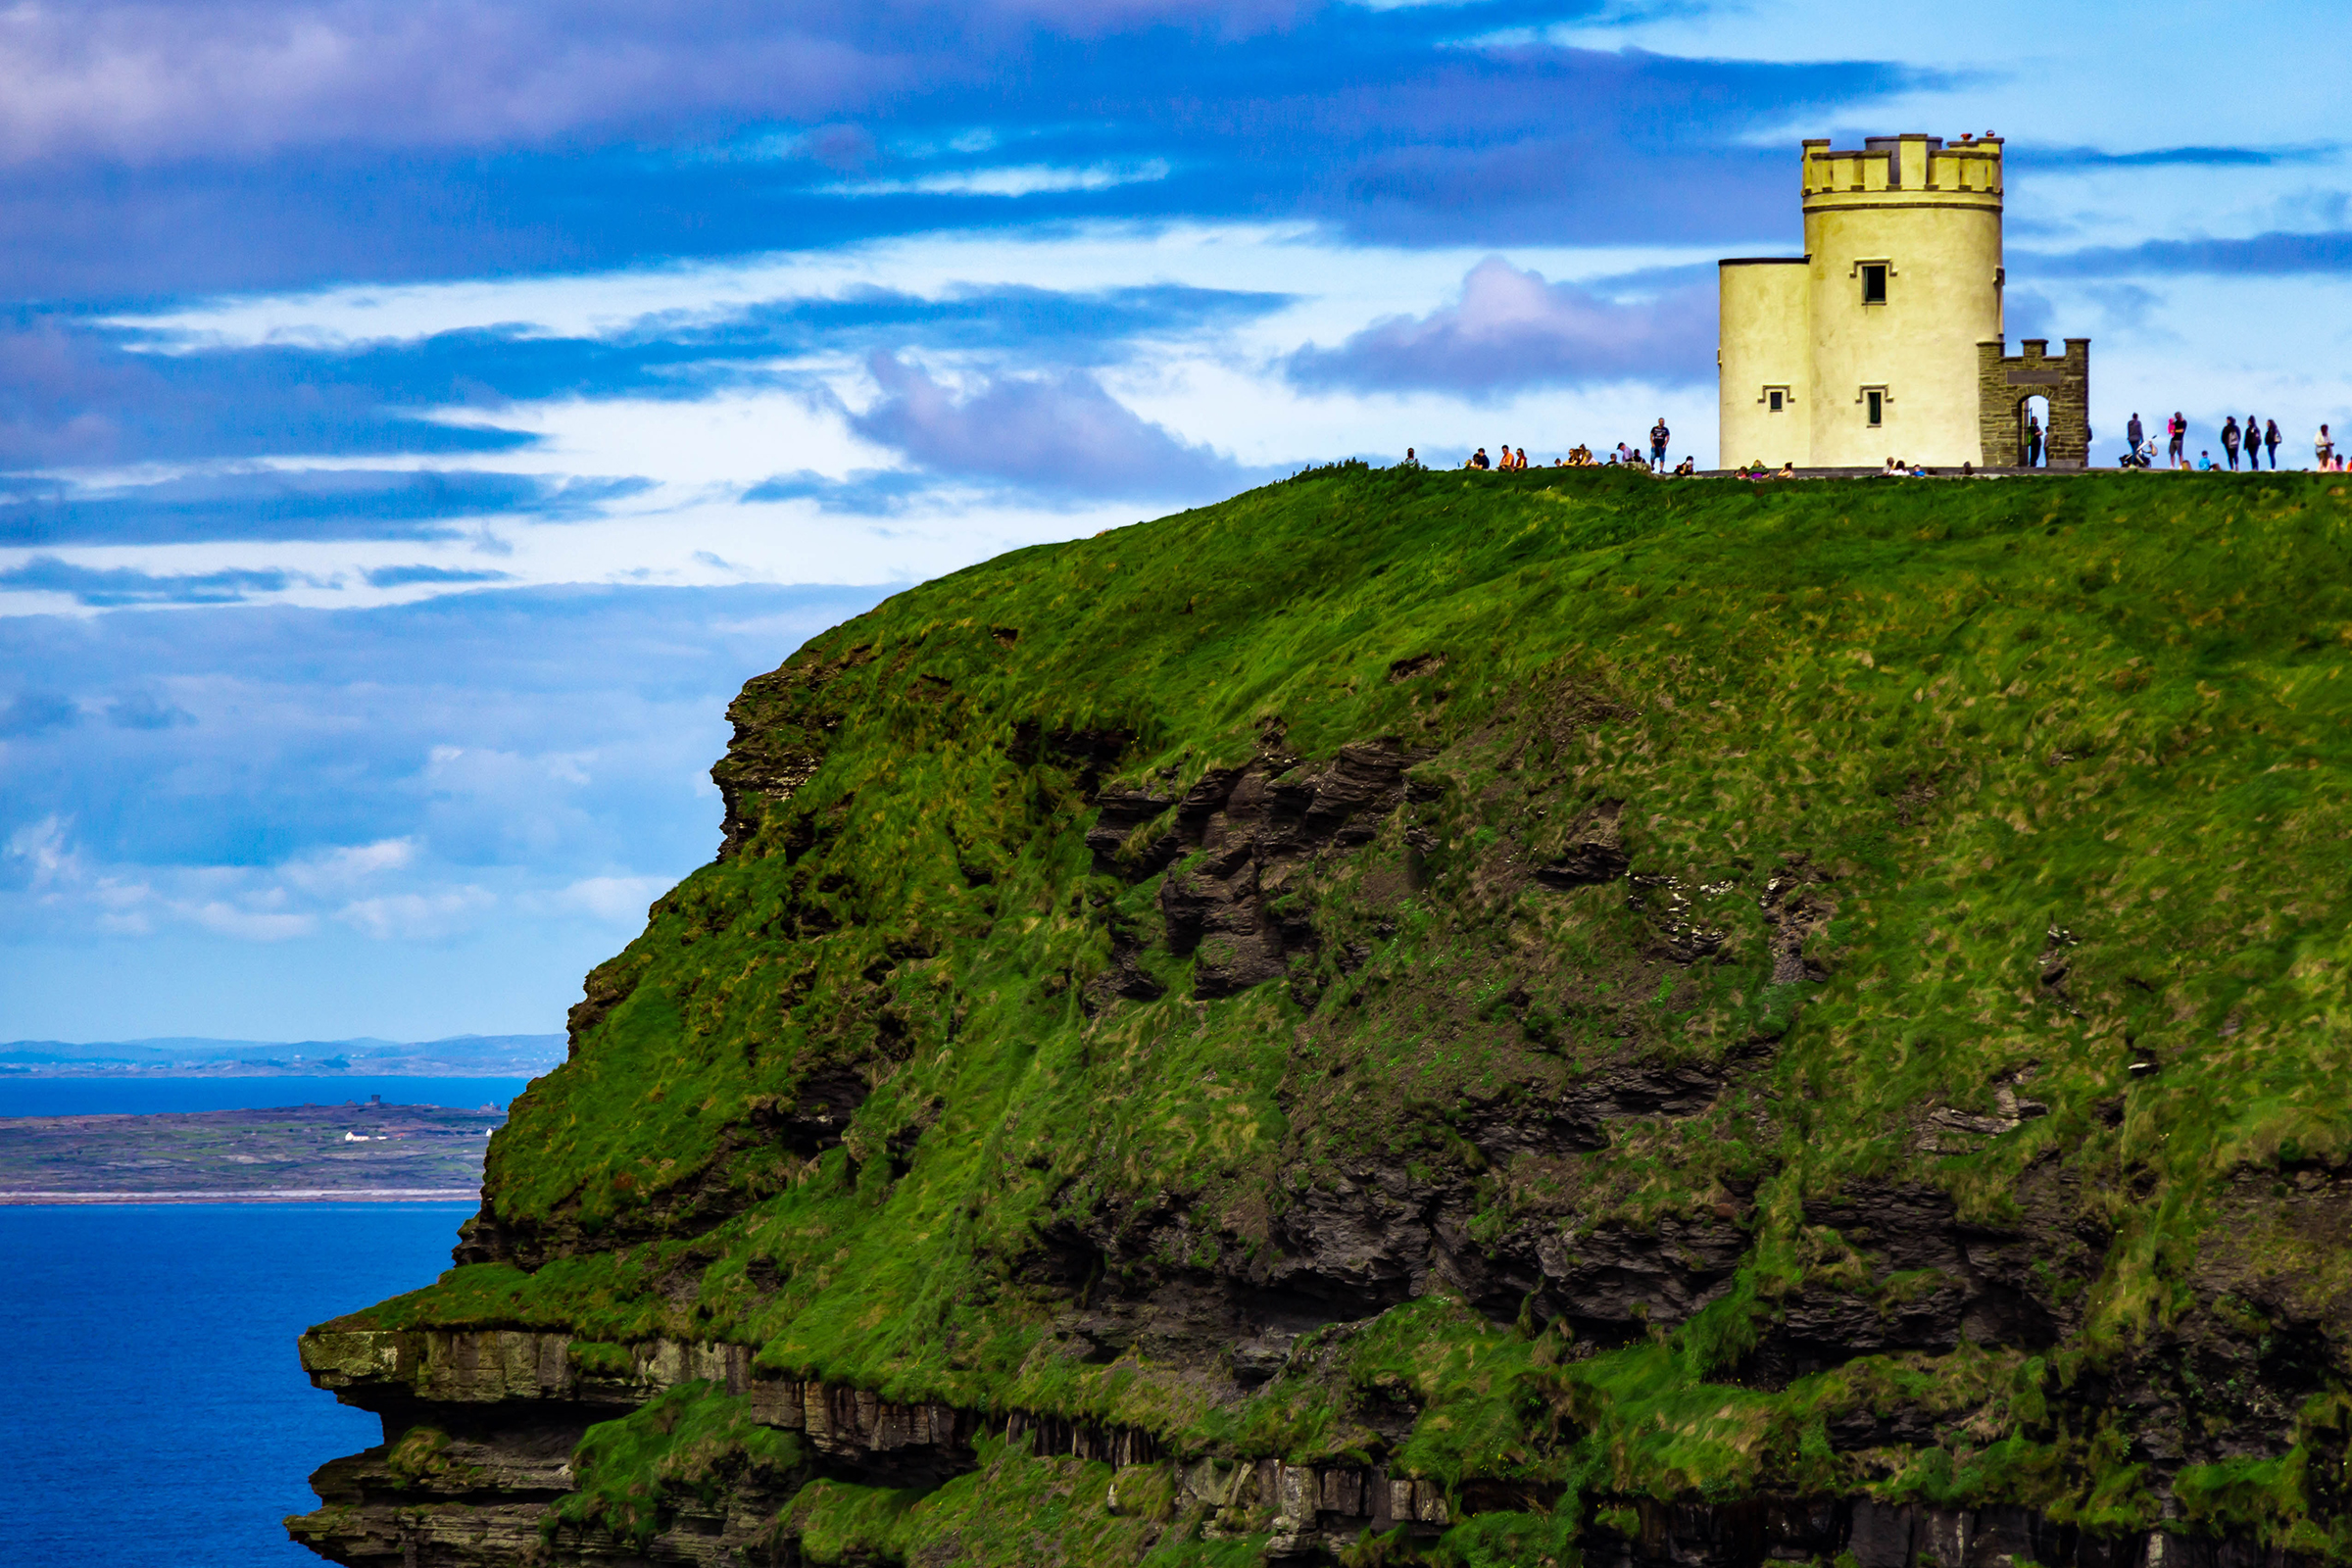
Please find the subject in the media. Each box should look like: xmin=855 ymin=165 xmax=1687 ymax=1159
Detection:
xmin=313 ymin=464 xmax=2352 ymax=1564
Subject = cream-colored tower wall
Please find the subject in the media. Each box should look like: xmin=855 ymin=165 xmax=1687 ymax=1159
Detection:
xmin=1801 ymin=136 xmax=2003 ymax=467
xmin=1718 ymin=261 xmax=1811 ymax=467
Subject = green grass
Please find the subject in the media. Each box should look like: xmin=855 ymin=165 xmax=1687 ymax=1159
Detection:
xmin=551 ymin=1382 xmax=805 ymax=1546
xmin=318 ymin=463 xmax=2352 ymax=1557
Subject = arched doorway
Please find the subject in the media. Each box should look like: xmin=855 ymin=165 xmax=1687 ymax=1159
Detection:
xmin=2016 ymin=394 xmax=2049 ymax=467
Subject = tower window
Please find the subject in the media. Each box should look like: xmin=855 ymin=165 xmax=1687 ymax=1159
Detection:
xmin=1865 ymin=388 xmax=1886 ymax=426
xmin=1765 ymin=387 xmax=1788 ymax=413
xmin=1860 ymin=263 xmax=1888 ymax=304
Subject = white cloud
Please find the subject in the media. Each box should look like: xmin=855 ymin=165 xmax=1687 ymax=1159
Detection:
xmin=550 ymin=874 xmax=675 ymax=922
xmin=280 ymin=836 xmax=416 ymax=893
xmin=336 ymin=886 xmax=496 ymax=941
xmin=821 ymin=160 xmax=1172 ymax=197
xmin=6 ymin=813 xmax=79 ymax=887
xmin=192 ymin=901 xmax=317 ymax=941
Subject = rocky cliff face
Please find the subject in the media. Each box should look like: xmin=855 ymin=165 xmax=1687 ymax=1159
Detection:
xmin=290 ymin=466 xmax=2352 ymax=1567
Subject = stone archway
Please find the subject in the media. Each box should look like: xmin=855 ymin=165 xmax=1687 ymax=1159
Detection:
xmin=2015 ymin=394 xmax=2050 ymax=466
xmin=1978 ymin=337 xmax=2090 ymax=468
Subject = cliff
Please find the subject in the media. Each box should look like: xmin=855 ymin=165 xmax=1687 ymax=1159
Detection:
xmin=289 ymin=464 xmax=2352 ymax=1567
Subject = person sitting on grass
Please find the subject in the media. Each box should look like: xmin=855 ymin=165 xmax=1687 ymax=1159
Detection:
xmin=1469 ymin=447 xmax=1491 ymax=469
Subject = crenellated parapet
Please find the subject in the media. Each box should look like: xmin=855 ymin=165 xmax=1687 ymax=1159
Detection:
xmin=1801 ymin=133 xmax=2004 ymax=207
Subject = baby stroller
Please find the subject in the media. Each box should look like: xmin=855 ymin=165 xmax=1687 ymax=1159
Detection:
xmin=2119 ymin=437 xmax=2154 ymax=469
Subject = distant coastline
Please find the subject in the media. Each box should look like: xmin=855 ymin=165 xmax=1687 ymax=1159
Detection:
xmin=0 ymin=1100 xmax=504 ymax=1203
xmin=0 ymin=1189 xmax=481 ymax=1203
xmin=0 ymin=1032 xmax=563 ymax=1078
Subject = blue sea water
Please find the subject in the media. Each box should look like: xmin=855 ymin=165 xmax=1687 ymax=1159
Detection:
xmin=0 ymin=1081 xmax=522 ymax=1562
xmin=0 ymin=1201 xmax=476 ymax=1566
xmin=0 ymin=1075 xmax=534 ymax=1118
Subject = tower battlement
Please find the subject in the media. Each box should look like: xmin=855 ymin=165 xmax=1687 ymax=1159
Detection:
xmin=1800 ymin=133 xmax=2003 ymax=204
xmin=1718 ymin=132 xmax=2083 ymax=470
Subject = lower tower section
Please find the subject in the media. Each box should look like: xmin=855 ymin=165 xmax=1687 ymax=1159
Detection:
xmin=1718 ymin=258 xmax=1812 ymax=469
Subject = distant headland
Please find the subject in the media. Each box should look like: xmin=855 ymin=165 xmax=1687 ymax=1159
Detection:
xmin=0 ymin=1033 xmax=564 ymax=1078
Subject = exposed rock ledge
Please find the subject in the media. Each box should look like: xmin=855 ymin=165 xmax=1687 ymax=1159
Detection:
xmin=293 ymin=1330 xmax=2310 ymax=1568
xmin=291 ymin=1328 xmax=1454 ymax=1564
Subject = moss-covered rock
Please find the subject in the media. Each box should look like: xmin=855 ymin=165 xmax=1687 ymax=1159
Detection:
xmin=292 ymin=464 xmax=2352 ymax=1566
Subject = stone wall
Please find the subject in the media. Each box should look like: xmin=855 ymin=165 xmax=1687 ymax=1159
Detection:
xmin=1978 ymin=337 xmax=2091 ymax=467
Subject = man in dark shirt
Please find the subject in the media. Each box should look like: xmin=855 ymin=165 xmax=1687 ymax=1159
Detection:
xmin=1649 ymin=418 xmax=1670 ymax=471
xmin=1470 ymin=448 xmax=1491 ymax=469
xmin=2221 ymin=417 xmax=2240 ymax=470
xmin=2127 ymin=413 xmax=2144 ymax=465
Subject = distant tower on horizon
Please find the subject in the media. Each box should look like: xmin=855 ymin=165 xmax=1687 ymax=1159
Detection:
xmin=1717 ymin=133 xmax=2088 ymax=470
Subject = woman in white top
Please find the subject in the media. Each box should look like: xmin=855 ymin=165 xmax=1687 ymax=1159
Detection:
xmin=2319 ymin=425 xmax=2334 ymax=469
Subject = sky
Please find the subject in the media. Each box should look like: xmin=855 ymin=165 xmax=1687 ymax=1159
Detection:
xmin=5 ymin=0 xmax=2351 ymax=1042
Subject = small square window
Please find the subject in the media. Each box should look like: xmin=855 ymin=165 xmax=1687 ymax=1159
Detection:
xmin=1866 ymin=389 xmax=1886 ymax=426
xmin=1767 ymin=388 xmax=1786 ymax=413
xmin=1860 ymin=263 xmax=1887 ymax=304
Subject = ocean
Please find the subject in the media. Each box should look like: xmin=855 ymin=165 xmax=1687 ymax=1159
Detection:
xmin=0 ymin=1079 xmax=522 ymax=1565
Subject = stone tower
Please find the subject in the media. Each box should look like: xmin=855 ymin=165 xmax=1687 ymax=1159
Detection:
xmin=1717 ymin=134 xmax=2087 ymax=470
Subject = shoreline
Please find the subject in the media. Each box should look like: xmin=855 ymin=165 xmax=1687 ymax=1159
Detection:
xmin=0 ymin=1188 xmax=481 ymax=1204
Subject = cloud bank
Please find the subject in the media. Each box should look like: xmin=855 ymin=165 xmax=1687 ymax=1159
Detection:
xmin=1287 ymin=257 xmax=1715 ymax=395
xmin=848 ymin=352 xmax=1254 ymax=500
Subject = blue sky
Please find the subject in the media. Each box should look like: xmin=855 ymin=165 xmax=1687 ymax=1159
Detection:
xmin=5 ymin=0 xmax=2351 ymax=1040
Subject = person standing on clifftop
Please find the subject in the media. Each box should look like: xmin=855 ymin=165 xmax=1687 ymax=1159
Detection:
xmin=2169 ymin=412 xmax=2187 ymax=468
xmin=2221 ymin=417 xmax=2241 ymax=470
xmin=2026 ymin=414 xmax=2043 ymax=468
xmin=2265 ymin=419 xmax=2281 ymax=470
xmin=1649 ymin=417 xmax=1670 ymax=471
xmin=2127 ymin=413 xmax=2144 ymax=466
xmin=2319 ymin=424 xmax=2335 ymax=470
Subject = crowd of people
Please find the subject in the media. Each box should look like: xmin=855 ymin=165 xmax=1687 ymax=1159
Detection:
xmin=2120 ymin=412 xmax=2314 ymax=470
xmin=1405 ymin=410 xmax=2352 ymax=478
xmin=2121 ymin=413 xmax=2352 ymax=472
xmin=1440 ymin=416 xmax=1690 ymax=475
